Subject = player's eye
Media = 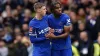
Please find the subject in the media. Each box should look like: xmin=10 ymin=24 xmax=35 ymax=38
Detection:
xmin=43 ymin=8 xmax=46 ymax=10
xmin=55 ymin=7 xmax=61 ymax=9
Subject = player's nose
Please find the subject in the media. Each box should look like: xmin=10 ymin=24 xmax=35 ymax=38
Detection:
xmin=58 ymin=8 xmax=61 ymax=11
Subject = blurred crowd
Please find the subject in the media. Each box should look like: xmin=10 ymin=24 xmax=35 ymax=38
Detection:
xmin=0 ymin=0 xmax=99 ymax=56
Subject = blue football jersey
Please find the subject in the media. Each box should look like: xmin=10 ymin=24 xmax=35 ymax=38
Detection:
xmin=29 ymin=15 xmax=50 ymax=49
xmin=48 ymin=13 xmax=72 ymax=50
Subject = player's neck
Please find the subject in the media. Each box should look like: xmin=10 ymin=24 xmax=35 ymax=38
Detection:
xmin=53 ymin=13 xmax=61 ymax=18
xmin=35 ymin=13 xmax=43 ymax=20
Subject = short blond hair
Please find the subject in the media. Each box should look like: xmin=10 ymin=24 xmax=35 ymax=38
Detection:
xmin=34 ymin=2 xmax=45 ymax=11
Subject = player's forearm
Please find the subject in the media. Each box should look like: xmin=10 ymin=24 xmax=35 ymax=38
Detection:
xmin=54 ymin=32 xmax=69 ymax=39
xmin=53 ymin=26 xmax=71 ymax=39
xmin=30 ymin=37 xmax=46 ymax=43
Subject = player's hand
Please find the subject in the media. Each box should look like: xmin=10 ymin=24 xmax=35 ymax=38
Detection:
xmin=49 ymin=28 xmax=54 ymax=33
xmin=45 ymin=33 xmax=56 ymax=39
xmin=45 ymin=33 xmax=50 ymax=39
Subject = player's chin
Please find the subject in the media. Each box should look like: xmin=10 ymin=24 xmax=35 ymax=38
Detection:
xmin=42 ymin=13 xmax=46 ymax=16
xmin=56 ymin=13 xmax=61 ymax=16
xmin=58 ymin=11 xmax=62 ymax=14
xmin=56 ymin=11 xmax=62 ymax=15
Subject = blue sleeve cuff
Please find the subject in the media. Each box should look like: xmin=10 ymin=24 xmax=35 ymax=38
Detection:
xmin=30 ymin=37 xmax=46 ymax=43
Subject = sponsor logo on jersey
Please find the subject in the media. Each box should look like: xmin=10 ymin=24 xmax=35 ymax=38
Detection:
xmin=38 ymin=27 xmax=50 ymax=34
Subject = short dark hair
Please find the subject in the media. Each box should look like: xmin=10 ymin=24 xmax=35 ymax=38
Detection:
xmin=50 ymin=2 xmax=61 ymax=12
xmin=34 ymin=2 xmax=45 ymax=11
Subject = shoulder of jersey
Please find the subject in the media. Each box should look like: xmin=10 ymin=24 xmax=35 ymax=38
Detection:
xmin=47 ymin=14 xmax=54 ymax=20
xmin=29 ymin=18 xmax=36 ymax=23
xmin=29 ymin=18 xmax=38 ymax=26
xmin=48 ymin=14 xmax=53 ymax=17
xmin=62 ymin=13 xmax=69 ymax=17
xmin=62 ymin=13 xmax=70 ymax=19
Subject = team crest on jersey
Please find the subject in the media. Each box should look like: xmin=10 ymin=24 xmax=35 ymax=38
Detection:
xmin=29 ymin=27 xmax=33 ymax=32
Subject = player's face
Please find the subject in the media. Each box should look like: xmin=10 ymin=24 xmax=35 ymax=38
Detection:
xmin=54 ymin=4 xmax=62 ymax=15
xmin=40 ymin=6 xmax=47 ymax=16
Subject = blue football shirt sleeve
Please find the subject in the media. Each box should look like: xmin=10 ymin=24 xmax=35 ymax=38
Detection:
xmin=29 ymin=23 xmax=46 ymax=43
xmin=64 ymin=15 xmax=71 ymax=26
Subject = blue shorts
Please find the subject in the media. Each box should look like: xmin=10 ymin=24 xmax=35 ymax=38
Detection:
xmin=33 ymin=47 xmax=51 ymax=56
xmin=51 ymin=48 xmax=72 ymax=56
